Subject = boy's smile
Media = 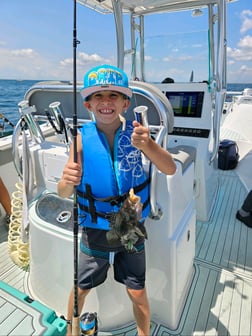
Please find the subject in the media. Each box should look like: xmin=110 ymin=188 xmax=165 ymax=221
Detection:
xmin=99 ymin=108 xmax=114 ymax=115
xmin=84 ymin=90 xmax=130 ymax=126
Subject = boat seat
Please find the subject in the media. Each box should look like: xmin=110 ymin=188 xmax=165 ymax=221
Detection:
xmin=235 ymin=95 xmax=252 ymax=105
xmin=26 ymin=81 xmax=174 ymax=134
xmin=25 ymin=81 xmax=92 ymax=121
xmin=169 ymin=145 xmax=196 ymax=174
xmin=243 ymin=88 xmax=252 ymax=96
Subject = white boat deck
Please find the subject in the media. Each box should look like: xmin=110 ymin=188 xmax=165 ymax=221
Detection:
xmin=1 ymin=168 xmax=252 ymax=335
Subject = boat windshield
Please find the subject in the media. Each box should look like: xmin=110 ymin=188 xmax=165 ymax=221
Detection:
xmin=134 ymin=29 xmax=209 ymax=83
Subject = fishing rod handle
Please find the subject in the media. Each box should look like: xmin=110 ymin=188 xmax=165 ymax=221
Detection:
xmin=133 ymin=105 xmax=149 ymax=128
xmin=72 ymin=316 xmax=80 ymax=336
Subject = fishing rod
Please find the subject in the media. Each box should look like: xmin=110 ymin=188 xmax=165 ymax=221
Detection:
xmin=0 ymin=112 xmax=15 ymax=129
xmin=72 ymin=0 xmax=80 ymax=335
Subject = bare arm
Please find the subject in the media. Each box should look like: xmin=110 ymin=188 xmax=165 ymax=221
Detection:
xmin=57 ymin=134 xmax=83 ymax=198
xmin=131 ymin=121 xmax=176 ymax=175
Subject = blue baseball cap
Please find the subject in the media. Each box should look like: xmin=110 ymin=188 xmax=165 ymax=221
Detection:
xmin=80 ymin=64 xmax=132 ymax=101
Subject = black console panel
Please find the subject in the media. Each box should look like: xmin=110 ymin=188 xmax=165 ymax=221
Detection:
xmin=169 ymin=127 xmax=210 ymax=138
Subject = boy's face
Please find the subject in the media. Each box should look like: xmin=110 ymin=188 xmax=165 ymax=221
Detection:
xmin=84 ymin=90 xmax=130 ymax=126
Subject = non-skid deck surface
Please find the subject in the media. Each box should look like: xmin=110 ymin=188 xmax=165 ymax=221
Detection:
xmin=0 ymin=283 xmax=65 ymax=335
xmin=0 ymin=227 xmax=27 ymax=293
xmin=99 ymin=170 xmax=252 ymax=336
xmin=196 ymin=170 xmax=252 ymax=275
xmin=1 ymin=170 xmax=252 ymax=335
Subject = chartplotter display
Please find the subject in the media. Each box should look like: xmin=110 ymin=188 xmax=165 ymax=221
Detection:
xmin=166 ymin=91 xmax=204 ymax=118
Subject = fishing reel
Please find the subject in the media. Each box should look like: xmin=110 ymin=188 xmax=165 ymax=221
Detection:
xmin=45 ymin=101 xmax=69 ymax=144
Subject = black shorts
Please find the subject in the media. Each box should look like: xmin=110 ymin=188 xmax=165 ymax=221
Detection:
xmin=78 ymin=247 xmax=146 ymax=290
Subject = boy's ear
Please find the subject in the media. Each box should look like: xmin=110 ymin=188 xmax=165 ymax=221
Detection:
xmin=84 ymin=101 xmax=91 ymax=110
xmin=124 ymin=99 xmax=131 ymax=109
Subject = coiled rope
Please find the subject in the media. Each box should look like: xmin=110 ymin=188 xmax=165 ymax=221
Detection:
xmin=8 ymin=182 xmax=30 ymax=270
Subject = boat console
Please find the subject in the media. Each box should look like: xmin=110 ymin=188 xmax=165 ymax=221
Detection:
xmin=156 ymin=82 xmax=218 ymax=222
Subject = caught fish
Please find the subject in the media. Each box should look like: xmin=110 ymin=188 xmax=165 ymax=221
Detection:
xmin=106 ymin=188 xmax=147 ymax=252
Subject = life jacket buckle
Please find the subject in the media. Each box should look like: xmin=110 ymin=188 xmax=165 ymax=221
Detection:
xmin=104 ymin=213 xmax=115 ymax=221
xmin=110 ymin=193 xmax=128 ymax=206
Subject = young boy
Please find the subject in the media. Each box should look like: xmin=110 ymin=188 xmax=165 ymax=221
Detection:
xmin=58 ymin=64 xmax=176 ymax=335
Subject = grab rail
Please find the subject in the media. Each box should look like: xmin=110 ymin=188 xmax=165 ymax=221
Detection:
xmin=130 ymin=82 xmax=173 ymax=219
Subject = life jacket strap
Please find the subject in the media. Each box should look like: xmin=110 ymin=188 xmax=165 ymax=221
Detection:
xmin=85 ymin=183 xmax=97 ymax=223
xmin=77 ymin=177 xmax=150 ymax=206
xmin=78 ymin=197 xmax=150 ymax=221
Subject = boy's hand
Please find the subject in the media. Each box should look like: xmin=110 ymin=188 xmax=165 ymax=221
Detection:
xmin=131 ymin=120 xmax=150 ymax=150
xmin=61 ymin=161 xmax=82 ymax=186
xmin=58 ymin=142 xmax=82 ymax=198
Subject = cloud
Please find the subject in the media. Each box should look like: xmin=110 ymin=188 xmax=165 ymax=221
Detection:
xmin=78 ymin=52 xmax=105 ymax=64
xmin=60 ymin=51 xmax=111 ymax=70
xmin=227 ymin=35 xmax=252 ymax=62
xmin=0 ymin=48 xmax=36 ymax=67
xmin=163 ymin=56 xmax=172 ymax=62
xmin=162 ymin=54 xmax=193 ymax=62
xmin=0 ymin=47 xmax=64 ymax=79
xmin=191 ymin=43 xmax=204 ymax=48
xmin=228 ymin=63 xmax=252 ymax=83
xmin=59 ymin=51 xmax=113 ymax=79
xmin=59 ymin=58 xmax=73 ymax=67
xmin=226 ymin=10 xmax=252 ymax=82
xmin=178 ymin=55 xmax=193 ymax=61
xmin=240 ymin=10 xmax=252 ymax=34
xmin=237 ymin=34 xmax=252 ymax=51
xmin=0 ymin=46 xmax=114 ymax=80
xmin=240 ymin=65 xmax=251 ymax=72
xmin=11 ymin=48 xmax=37 ymax=58
xmin=144 ymin=55 xmax=152 ymax=61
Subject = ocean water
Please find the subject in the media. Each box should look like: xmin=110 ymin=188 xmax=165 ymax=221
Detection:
xmin=0 ymin=79 xmax=251 ymax=134
xmin=0 ymin=79 xmax=40 ymax=134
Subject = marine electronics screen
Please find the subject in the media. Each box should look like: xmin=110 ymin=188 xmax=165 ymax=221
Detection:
xmin=165 ymin=91 xmax=204 ymax=118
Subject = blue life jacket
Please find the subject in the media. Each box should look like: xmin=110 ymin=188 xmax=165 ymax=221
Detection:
xmin=77 ymin=121 xmax=150 ymax=230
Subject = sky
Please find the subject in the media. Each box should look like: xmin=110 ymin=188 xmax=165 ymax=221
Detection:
xmin=0 ymin=0 xmax=251 ymax=83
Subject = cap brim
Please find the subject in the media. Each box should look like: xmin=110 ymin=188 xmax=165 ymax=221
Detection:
xmin=80 ymin=84 xmax=132 ymax=101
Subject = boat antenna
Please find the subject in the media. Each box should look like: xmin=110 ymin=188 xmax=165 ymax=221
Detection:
xmin=189 ymin=70 xmax=194 ymax=82
xmin=72 ymin=0 xmax=80 ymax=335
